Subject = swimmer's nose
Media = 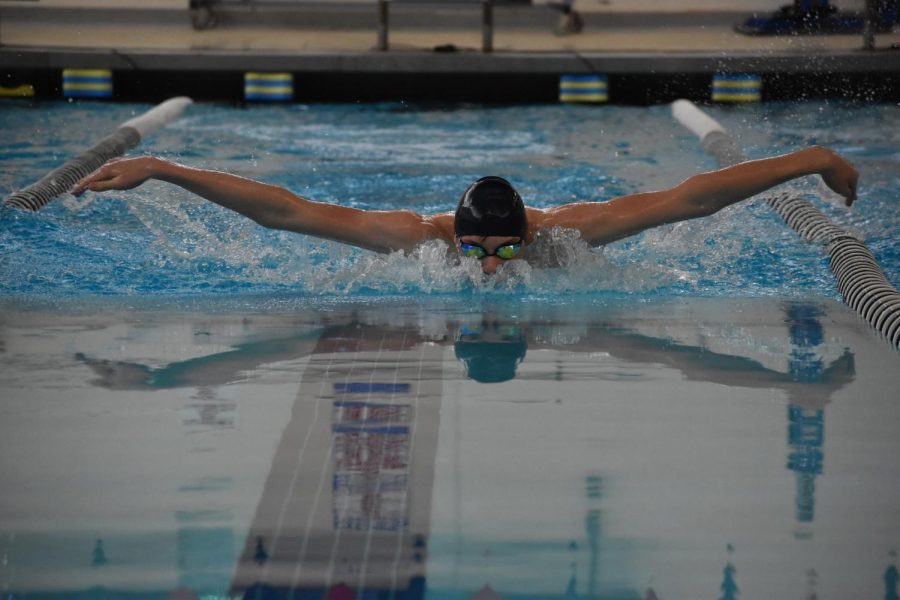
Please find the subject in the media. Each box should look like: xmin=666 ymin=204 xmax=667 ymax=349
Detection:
xmin=481 ymin=257 xmax=502 ymax=274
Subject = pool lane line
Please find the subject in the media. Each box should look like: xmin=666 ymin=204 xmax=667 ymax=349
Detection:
xmin=671 ymin=99 xmax=900 ymax=350
xmin=3 ymin=96 xmax=193 ymax=212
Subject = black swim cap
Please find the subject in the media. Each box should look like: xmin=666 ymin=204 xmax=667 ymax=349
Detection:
xmin=454 ymin=338 xmax=527 ymax=384
xmin=454 ymin=176 xmax=527 ymax=239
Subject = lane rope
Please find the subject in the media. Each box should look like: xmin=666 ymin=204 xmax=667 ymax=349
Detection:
xmin=671 ymin=99 xmax=900 ymax=349
xmin=4 ymin=96 xmax=193 ymax=212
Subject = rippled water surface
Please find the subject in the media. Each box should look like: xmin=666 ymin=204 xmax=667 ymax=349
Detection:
xmin=1 ymin=297 xmax=899 ymax=599
xmin=2 ymin=100 xmax=898 ymax=299
xmin=1 ymin=101 xmax=899 ymax=600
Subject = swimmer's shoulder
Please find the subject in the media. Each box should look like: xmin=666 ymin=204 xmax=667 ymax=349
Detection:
xmin=423 ymin=212 xmax=456 ymax=243
xmin=525 ymin=206 xmax=552 ymax=242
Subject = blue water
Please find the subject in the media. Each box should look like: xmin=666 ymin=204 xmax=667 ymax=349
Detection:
xmin=2 ymin=100 xmax=900 ymax=600
xmin=2 ymin=100 xmax=898 ymax=301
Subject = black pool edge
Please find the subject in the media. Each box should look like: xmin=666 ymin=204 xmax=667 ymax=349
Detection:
xmin=3 ymin=45 xmax=900 ymax=104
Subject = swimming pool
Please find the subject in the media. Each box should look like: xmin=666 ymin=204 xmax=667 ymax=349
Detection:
xmin=2 ymin=100 xmax=898 ymax=299
xmin=1 ymin=100 xmax=899 ymax=599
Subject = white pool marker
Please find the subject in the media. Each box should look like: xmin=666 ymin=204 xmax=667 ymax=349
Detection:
xmin=671 ymin=99 xmax=725 ymax=139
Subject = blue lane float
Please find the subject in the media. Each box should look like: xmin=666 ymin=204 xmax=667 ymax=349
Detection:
xmin=244 ymin=72 xmax=293 ymax=102
xmin=711 ymin=73 xmax=762 ymax=103
xmin=3 ymin=97 xmax=193 ymax=212
xmin=559 ymin=74 xmax=608 ymax=103
xmin=62 ymin=69 xmax=113 ymax=99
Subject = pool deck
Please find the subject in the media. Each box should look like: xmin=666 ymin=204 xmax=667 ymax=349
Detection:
xmin=1 ymin=3 xmax=900 ymax=100
xmin=3 ymin=4 xmax=900 ymax=74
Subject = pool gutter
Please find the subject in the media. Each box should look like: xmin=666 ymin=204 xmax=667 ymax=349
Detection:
xmin=3 ymin=45 xmax=900 ymax=102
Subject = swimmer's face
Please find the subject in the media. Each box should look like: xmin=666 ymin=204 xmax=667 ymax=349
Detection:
xmin=456 ymin=235 xmax=525 ymax=274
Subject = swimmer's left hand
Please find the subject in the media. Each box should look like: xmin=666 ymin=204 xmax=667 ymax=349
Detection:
xmin=816 ymin=147 xmax=858 ymax=207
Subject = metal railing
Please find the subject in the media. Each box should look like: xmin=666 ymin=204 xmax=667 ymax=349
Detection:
xmin=188 ymin=0 xmax=536 ymax=52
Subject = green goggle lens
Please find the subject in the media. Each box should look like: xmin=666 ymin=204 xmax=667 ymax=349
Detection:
xmin=459 ymin=241 xmax=522 ymax=260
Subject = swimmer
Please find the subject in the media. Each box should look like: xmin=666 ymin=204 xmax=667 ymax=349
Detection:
xmin=71 ymin=146 xmax=858 ymax=274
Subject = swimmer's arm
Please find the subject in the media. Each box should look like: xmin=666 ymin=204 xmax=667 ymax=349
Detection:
xmin=540 ymin=146 xmax=858 ymax=245
xmin=72 ymin=157 xmax=442 ymax=253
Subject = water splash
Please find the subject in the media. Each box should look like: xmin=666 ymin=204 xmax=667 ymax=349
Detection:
xmin=2 ymin=101 xmax=896 ymax=300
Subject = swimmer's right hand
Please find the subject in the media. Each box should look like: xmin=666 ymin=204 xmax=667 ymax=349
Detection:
xmin=72 ymin=156 xmax=159 ymax=197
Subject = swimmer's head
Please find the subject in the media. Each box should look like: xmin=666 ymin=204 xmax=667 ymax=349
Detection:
xmin=455 ymin=177 xmax=527 ymax=274
xmin=454 ymin=321 xmax=527 ymax=383
xmin=455 ymin=176 xmax=527 ymax=239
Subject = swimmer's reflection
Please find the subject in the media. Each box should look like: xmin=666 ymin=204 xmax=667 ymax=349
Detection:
xmin=74 ymin=319 xmax=530 ymax=389
xmin=454 ymin=320 xmax=527 ymax=384
xmin=73 ymin=305 xmax=855 ymax=598
xmin=75 ymin=306 xmax=853 ymax=399
xmin=453 ymin=312 xmax=854 ymax=402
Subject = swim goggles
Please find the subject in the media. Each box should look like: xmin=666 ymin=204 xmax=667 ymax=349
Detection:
xmin=457 ymin=240 xmax=523 ymax=260
xmin=458 ymin=322 xmax=522 ymax=342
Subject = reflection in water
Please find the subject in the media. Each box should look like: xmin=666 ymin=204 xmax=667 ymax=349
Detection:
xmin=228 ymin=327 xmax=442 ymax=599
xmin=73 ymin=303 xmax=855 ymax=399
xmin=91 ymin=539 xmax=107 ymax=568
xmin=788 ymin=405 xmax=824 ymax=527
xmin=719 ymin=558 xmax=738 ymax=600
xmin=179 ymin=527 xmax=234 ymax=592
xmin=454 ymin=322 xmax=527 ymax=384
xmin=70 ymin=302 xmax=858 ymax=599
xmin=255 ymin=536 xmax=269 ymax=565
xmin=6 ymin=299 xmax=897 ymax=599
xmin=784 ymin=303 xmax=855 ymax=534
xmin=806 ymin=568 xmax=819 ymax=600
xmin=887 ymin=550 xmax=899 ymax=600
xmin=584 ymin=475 xmax=602 ymax=598
xmin=185 ymin=386 xmax=237 ymax=432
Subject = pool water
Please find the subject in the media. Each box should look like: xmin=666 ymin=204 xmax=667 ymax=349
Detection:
xmin=1 ymin=100 xmax=899 ymax=600
xmin=1 ymin=297 xmax=898 ymax=599
xmin=1 ymin=100 xmax=898 ymax=299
